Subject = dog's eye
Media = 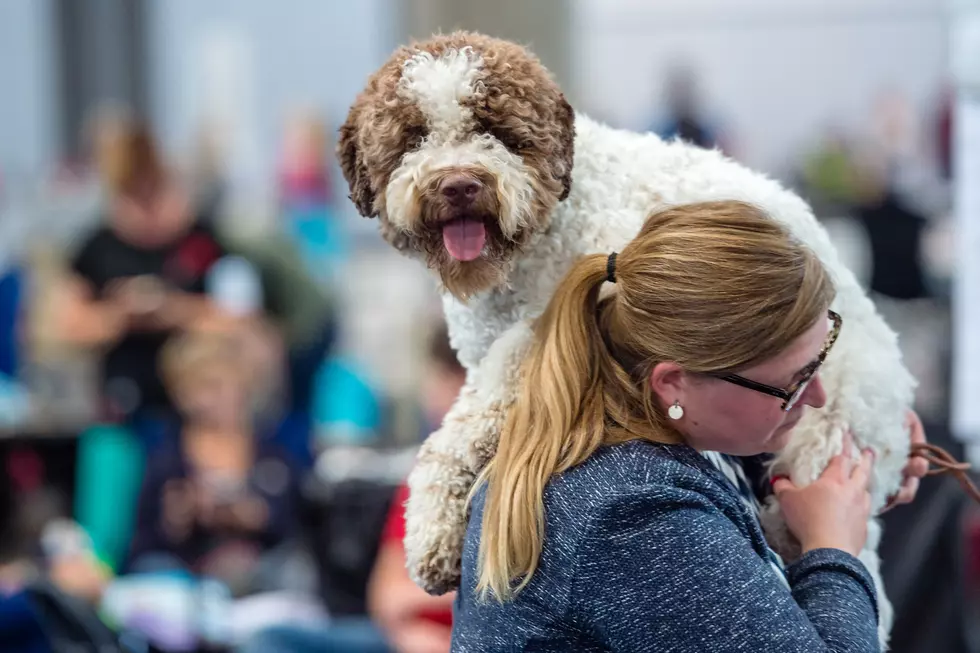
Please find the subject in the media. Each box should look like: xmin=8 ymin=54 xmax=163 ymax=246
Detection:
xmin=404 ymin=125 xmax=427 ymax=151
xmin=475 ymin=110 xmax=533 ymax=154
xmin=492 ymin=127 xmax=529 ymax=153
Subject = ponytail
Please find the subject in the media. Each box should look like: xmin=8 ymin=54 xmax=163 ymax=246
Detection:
xmin=473 ymin=253 xmax=677 ymax=601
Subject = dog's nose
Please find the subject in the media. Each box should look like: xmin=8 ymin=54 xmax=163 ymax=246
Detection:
xmin=441 ymin=177 xmax=482 ymax=207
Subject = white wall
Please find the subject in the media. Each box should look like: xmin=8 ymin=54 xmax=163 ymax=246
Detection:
xmin=147 ymin=0 xmax=397 ymax=207
xmin=572 ymin=0 xmax=949 ymax=175
xmin=951 ymin=0 xmax=980 ymax=452
xmin=0 ymin=0 xmax=56 ymax=182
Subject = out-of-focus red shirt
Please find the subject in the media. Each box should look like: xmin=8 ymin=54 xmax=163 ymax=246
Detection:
xmin=381 ymin=484 xmax=454 ymax=628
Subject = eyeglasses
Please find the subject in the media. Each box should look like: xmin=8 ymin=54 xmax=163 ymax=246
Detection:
xmin=716 ymin=310 xmax=842 ymax=412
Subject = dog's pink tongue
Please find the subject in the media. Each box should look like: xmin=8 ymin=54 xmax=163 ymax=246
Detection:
xmin=442 ymin=219 xmax=486 ymax=261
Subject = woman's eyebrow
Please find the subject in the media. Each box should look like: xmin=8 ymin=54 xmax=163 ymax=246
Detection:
xmin=791 ymin=358 xmax=821 ymax=382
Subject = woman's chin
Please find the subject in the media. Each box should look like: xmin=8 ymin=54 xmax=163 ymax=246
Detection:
xmin=764 ymin=423 xmax=798 ymax=452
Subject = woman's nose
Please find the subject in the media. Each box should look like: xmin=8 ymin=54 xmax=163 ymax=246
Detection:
xmin=802 ymin=373 xmax=827 ymax=409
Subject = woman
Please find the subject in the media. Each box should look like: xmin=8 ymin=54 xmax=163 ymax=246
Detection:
xmin=50 ymin=121 xmax=233 ymax=587
xmin=127 ymin=328 xmax=303 ymax=590
xmin=452 ymin=201 xmax=881 ymax=651
xmin=60 ymin=119 xmax=227 ymax=430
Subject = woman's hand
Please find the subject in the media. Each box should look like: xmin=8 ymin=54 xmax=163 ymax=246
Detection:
xmin=106 ymin=275 xmax=170 ymax=330
xmin=773 ymin=431 xmax=874 ymax=557
xmin=50 ymin=554 xmax=111 ymax=603
xmin=879 ymin=409 xmax=929 ymax=514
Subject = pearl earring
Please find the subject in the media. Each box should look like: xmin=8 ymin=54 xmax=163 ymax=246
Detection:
xmin=668 ymin=401 xmax=684 ymax=420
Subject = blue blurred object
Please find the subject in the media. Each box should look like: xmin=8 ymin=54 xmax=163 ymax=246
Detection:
xmin=286 ymin=205 xmax=349 ymax=280
xmin=0 ymin=266 xmax=22 ymax=378
xmin=312 ymin=357 xmax=381 ymax=445
xmin=0 ymin=592 xmax=52 ymax=653
xmin=74 ymin=423 xmax=146 ymax=572
xmin=241 ymin=619 xmax=391 ymax=653
xmin=0 ymin=373 xmax=31 ymax=429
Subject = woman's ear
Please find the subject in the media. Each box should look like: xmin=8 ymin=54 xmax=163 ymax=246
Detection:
xmin=649 ymin=361 xmax=690 ymax=408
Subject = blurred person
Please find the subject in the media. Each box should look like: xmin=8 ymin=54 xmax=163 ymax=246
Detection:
xmin=187 ymin=118 xmax=232 ymax=224
xmin=57 ymin=119 xmax=229 ymax=434
xmin=215 ymin=226 xmax=337 ymax=460
xmin=50 ymin=120 xmax=236 ymax=581
xmin=866 ymin=88 xmax=944 ymax=215
xmin=124 ymin=326 xmax=305 ymax=594
xmin=278 ymin=110 xmax=334 ymax=211
xmin=240 ymin=322 xmax=466 ymax=653
xmin=47 ymin=325 xmax=297 ymax=603
xmin=649 ymin=65 xmax=729 ymax=154
xmin=934 ymin=84 xmax=954 ymax=181
xmin=203 ymin=110 xmax=344 ymax=460
xmin=852 ymin=159 xmax=930 ymax=302
xmin=276 ymin=110 xmax=350 ymax=278
xmin=799 ymin=127 xmax=862 ymax=209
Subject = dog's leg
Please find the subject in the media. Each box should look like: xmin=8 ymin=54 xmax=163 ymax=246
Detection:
xmin=404 ymin=320 xmax=535 ymax=594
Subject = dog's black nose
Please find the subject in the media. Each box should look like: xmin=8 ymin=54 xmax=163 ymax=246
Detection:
xmin=441 ymin=177 xmax=482 ymax=207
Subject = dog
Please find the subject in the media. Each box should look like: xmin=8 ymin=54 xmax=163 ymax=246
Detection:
xmin=339 ymin=31 xmax=915 ymax=645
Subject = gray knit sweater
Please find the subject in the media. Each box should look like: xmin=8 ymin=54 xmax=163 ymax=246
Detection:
xmin=451 ymin=440 xmax=879 ymax=652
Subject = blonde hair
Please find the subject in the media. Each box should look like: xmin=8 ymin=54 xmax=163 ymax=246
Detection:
xmin=475 ymin=200 xmax=836 ymax=600
xmin=97 ymin=121 xmax=166 ymax=197
xmin=160 ymin=330 xmax=251 ymax=396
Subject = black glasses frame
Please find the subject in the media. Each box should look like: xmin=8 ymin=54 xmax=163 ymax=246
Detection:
xmin=716 ymin=310 xmax=842 ymax=412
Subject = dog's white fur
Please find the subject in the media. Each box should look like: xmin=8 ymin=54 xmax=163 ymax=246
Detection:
xmin=385 ymin=134 xmax=536 ymax=238
xmin=361 ymin=40 xmax=915 ymax=649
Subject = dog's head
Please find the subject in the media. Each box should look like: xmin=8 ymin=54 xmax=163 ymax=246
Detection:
xmin=338 ymin=32 xmax=575 ymax=300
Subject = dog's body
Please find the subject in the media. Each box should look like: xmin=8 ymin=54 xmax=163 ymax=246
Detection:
xmin=340 ymin=33 xmax=915 ymax=647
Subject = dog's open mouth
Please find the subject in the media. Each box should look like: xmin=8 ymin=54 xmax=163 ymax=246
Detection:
xmin=442 ymin=217 xmax=487 ymax=262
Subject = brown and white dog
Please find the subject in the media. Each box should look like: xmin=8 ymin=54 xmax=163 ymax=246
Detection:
xmin=340 ymin=31 xmax=914 ymax=646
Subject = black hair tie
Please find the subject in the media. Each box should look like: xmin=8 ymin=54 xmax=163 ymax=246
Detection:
xmin=606 ymin=252 xmax=618 ymax=283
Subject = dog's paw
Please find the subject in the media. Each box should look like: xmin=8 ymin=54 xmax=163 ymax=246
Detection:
xmin=404 ymin=442 xmax=476 ymax=594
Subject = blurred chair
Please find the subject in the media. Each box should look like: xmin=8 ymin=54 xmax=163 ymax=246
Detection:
xmin=299 ymin=474 xmax=396 ymax=617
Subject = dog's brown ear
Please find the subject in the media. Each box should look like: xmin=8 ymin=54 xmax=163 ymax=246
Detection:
xmin=555 ymin=94 xmax=576 ymax=202
xmin=337 ymin=104 xmax=377 ymax=218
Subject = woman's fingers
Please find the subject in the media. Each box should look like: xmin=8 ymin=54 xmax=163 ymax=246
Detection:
xmin=892 ymin=476 xmax=920 ymax=506
xmin=850 ymin=448 xmax=874 ymax=490
xmin=772 ymin=477 xmax=796 ymax=496
xmin=826 ymin=431 xmax=855 ymax=480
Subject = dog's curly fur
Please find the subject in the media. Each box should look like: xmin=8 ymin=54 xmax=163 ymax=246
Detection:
xmin=340 ymin=32 xmax=915 ymax=647
xmin=339 ymin=32 xmax=574 ymax=300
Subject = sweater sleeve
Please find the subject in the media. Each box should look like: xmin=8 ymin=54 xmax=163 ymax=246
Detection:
xmin=570 ymin=485 xmax=879 ymax=652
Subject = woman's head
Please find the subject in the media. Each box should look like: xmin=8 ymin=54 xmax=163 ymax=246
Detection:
xmin=599 ymin=200 xmax=837 ymax=454
xmin=476 ymin=200 xmax=837 ymax=600
xmin=101 ymin=121 xmax=192 ymax=246
xmin=99 ymin=121 xmax=165 ymax=199
xmin=160 ymin=329 xmax=259 ymax=428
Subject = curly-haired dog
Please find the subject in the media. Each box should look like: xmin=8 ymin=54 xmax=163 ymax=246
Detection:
xmin=339 ymin=32 xmax=915 ymax=645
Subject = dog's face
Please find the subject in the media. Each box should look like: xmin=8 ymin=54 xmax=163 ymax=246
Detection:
xmin=338 ymin=32 xmax=576 ymax=300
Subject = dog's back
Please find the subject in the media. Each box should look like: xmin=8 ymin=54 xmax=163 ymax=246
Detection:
xmin=453 ymin=111 xmax=914 ymax=509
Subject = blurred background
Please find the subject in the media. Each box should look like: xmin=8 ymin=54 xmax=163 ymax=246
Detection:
xmin=0 ymin=0 xmax=977 ymax=651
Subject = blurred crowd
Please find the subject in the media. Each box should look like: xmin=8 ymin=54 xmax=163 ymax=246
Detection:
xmin=0 ymin=46 xmax=969 ymax=651
xmin=0 ymin=105 xmax=463 ymax=652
